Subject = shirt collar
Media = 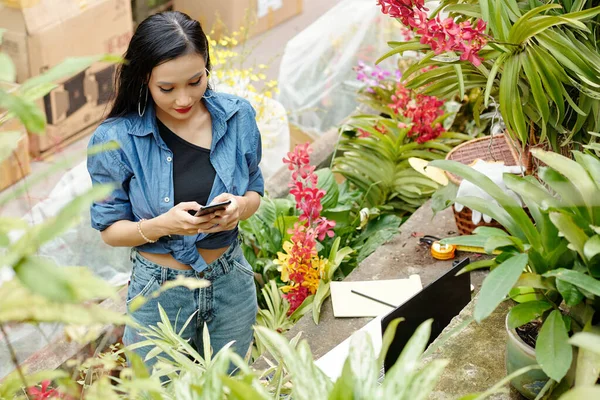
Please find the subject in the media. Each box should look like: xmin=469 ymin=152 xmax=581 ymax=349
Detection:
xmin=128 ymin=90 xmax=240 ymax=139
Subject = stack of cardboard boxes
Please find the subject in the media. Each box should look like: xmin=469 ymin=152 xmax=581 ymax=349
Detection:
xmin=0 ymin=0 xmax=304 ymax=191
xmin=0 ymin=0 xmax=133 ymax=190
xmin=174 ymin=0 xmax=303 ymax=41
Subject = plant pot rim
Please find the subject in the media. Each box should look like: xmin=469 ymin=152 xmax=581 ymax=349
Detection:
xmin=505 ymin=314 xmax=536 ymax=357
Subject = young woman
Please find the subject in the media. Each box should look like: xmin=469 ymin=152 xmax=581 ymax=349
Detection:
xmin=87 ymin=11 xmax=262 ymax=370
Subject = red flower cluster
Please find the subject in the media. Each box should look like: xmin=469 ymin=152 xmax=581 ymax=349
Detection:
xmin=389 ymin=83 xmax=445 ymax=143
xmin=281 ymin=143 xmax=336 ymax=312
xmin=377 ymin=0 xmax=487 ymax=66
xmin=27 ymin=380 xmax=69 ymax=400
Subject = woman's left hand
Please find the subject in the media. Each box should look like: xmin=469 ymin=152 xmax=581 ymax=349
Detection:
xmin=197 ymin=193 xmax=245 ymax=234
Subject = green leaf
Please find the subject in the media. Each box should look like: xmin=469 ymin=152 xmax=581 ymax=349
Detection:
xmin=456 ymin=259 xmax=496 ymax=275
xmin=254 ymin=326 xmax=333 ymax=399
xmin=549 ymin=212 xmax=589 ymax=261
xmin=584 ymin=235 xmax=600 ymax=262
xmin=475 ymin=254 xmax=529 ymax=322
xmin=315 ymin=168 xmax=339 ymax=210
xmin=559 ymin=387 xmax=600 ymax=400
xmin=20 ymin=55 xmax=122 ymax=92
xmin=441 ymin=234 xmax=489 ymax=248
xmin=534 ymin=149 xmax=598 ymax=214
xmin=13 ymin=256 xmax=75 ymax=302
xmin=0 ymin=52 xmax=16 ymax=82
xmin=380 ymin=319 xmax=433 ymax=397
xmin=221 ymin=376 xmax=271 ymax=400
xmin=556 ymin=278 xmax=584 ymax=307
xmin=377 ymin=318 xmax=403 ymax=368
xmin=536 ymin=310 xmax=573 ymax=382
xmin=0 ymin=130 xmax=23 ymax=163
xmin=569 ymin=332 xmax=600 ymax=355
xmin=509 ymin=4 xmax=563 ymax=44
xmin=0 ymin=88 xmax=45 ymax=133
xmin=484 ymin=235 xmax=525 ymax=254
xmin=343 ymin=330 xmax=379 ymax=398
xmin=0 ymin=278 xmax=129 ymax=325
xmin=507 ymin=301 xmax=553 ymax=329
xmin=376 ymin=40 xmax=430 ymax=64
xmin=454 ymin=64 xmax=465 ymax=99
xmin=313 ymin=281 xmax=330 ymax=325
xmin=472 ymin=226 xmax=509 ymax=237
xmin=544 ymin=269 xmax=600 ymax=296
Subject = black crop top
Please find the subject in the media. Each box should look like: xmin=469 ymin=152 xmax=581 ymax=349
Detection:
xmin=157 ymin=119 xmax=238 ymax=249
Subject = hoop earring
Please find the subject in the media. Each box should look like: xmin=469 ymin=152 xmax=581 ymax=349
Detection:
xmin=138 ymin=85 xmax=148 ymax=117
xmin=202 ymin=68 xmax=214 ymax=99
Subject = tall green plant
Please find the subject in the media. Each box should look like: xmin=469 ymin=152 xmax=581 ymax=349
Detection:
xmin=431 ymin=149 xmax=600 ymax=387
xmin=0 ymin=40 xmax=132 ymax=396
xmin=380 ymin=0 xmax=600 ymax=151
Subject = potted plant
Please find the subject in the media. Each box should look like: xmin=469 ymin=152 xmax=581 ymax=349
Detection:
xmin=430 ymin=149 xmax=600 ymax=398
xmin=376 ymin=0 xmax=600 ymax=155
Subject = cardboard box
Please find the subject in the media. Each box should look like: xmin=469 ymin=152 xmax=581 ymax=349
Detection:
xmin=132 ymin=0 xmax=173 ymax=25
xmin=174 ymin=0 xmax=303 ymax=41
xmin=0 ymin=0 xmax=133 ymax=156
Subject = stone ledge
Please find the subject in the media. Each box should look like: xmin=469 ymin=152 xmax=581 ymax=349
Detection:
xmin=278 ymin=202 xmax=488 ymax=361
xmin=422 ymin=297 xmax=522 ymax=399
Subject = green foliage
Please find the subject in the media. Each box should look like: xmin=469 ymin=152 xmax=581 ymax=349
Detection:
xmin=334 ymin=116 xmax=471 ymax=216
xmin=382 ymin=0 xmax=600 ymax=151
xmin=434 ymin=148 xmax=600 ymax=385
xmin=239 ymin=169 xmax=402 ymax=328
xmin=0 ymin=48 xmax=125 ymax=396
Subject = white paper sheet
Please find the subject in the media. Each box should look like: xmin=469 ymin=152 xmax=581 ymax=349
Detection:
xmin=330 ymin=275 xmax=423 ymax=318
xmin=314 ymin=316 xmax=383 ymax=381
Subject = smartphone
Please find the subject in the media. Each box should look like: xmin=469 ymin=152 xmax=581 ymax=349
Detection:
xmin=188 ymin=200 xmax=232 ymax=217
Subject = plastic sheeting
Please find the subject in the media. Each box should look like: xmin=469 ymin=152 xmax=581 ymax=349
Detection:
xmin=214 ymin=82 xmax=290 ymax=179
xmin=277 ymin=0 xmax=402 ymax=136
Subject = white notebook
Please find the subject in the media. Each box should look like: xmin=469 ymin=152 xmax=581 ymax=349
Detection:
xmin=330 ymin=275 xmax=423 ymax=318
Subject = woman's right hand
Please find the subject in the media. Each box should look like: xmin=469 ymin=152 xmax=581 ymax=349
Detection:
xmin=155 ymin=201 xmax=216 ymax=236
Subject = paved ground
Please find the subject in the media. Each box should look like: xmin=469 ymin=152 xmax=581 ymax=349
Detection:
xmin=0 ymin=0 xmax=342 ymax=219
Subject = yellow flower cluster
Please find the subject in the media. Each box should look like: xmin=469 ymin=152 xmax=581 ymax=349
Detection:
xmin=274 ymin=241 xmax=328 ymax=296
xmin=207 ymin=32 xmax=279 ymax=121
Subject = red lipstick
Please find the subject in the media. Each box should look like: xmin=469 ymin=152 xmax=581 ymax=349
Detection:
xmin=175 ymin=106 xmax=192 ymax=114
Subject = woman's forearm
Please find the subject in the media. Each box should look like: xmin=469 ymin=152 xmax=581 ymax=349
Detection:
xmin=236 ymin=191 xmax=261 ymax=221
xmin=100 ymin=216 xmax=170 ymax=247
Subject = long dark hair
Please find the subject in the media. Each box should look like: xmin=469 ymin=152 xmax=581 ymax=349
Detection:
xmin=106 ymin=11 xmax=211 ymax=119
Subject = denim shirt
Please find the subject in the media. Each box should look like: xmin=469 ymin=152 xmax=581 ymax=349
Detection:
xmin=87 ymin=90 xmax=264 ymax=272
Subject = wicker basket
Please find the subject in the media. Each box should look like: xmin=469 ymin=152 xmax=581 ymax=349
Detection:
xmin=446 ymin=134 xmax=532 ymax=235
xmin=445 ymin=134 xmax=532 ymax=186
xmin=452 ymin=205 xmax=506 ymax=236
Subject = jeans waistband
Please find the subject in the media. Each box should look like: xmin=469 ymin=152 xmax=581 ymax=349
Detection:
xmin=131 ymin=238 xmax=242 ymax=282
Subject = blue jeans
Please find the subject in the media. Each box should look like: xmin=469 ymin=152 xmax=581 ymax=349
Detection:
xmin=123 ymin=239 xmax=258 ymax=371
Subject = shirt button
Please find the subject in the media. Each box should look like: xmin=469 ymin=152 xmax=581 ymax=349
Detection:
xmin=164 ymin=197 xmax=170 ymax=203
xmin=166 ymin=156 xmax=172 ymax=162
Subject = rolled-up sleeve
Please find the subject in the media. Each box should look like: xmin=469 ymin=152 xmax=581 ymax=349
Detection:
xmin=87 ymin=126 xmax=133 ymax=231
xmin=245 ymin=106 xmax=264 ymax=196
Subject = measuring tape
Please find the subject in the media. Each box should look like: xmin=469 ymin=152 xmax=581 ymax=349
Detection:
xmin=430 ymin=242 xmax=500 ymax=260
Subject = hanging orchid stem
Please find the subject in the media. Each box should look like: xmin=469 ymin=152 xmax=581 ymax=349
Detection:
xmin=0 ymin=323 xmax=28 ymax=391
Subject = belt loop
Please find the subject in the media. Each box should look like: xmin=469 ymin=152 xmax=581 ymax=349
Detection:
xmin=160 ymin=266 xmax=168 ymax=285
